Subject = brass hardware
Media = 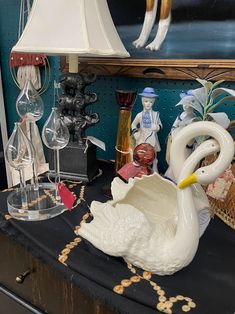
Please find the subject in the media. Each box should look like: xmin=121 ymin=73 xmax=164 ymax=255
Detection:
xmin=15 ymin=269 xmax=31 ymax=284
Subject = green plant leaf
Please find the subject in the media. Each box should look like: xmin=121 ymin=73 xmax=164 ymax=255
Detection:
xmin=205 ymin=98 xmax=214 ymax=111
xmin=207 ymin=95 xmax=235 ymax=112
xmin=211 ymin=80 xmax=224 ymax=89
xmin=196 ymin=78 xmax=213 ymax=92
xmin=211 ymin=87 xmax=235 ymax=102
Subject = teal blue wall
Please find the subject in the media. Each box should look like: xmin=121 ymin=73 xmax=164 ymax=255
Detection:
xmin=89 ymin=78 xmax=235 ymax=172
xmin=1 ymin=1 xmax=234 ymax=172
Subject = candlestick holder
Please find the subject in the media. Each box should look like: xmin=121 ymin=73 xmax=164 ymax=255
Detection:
xmin=115 ymin=90 xmax=137 ymax=173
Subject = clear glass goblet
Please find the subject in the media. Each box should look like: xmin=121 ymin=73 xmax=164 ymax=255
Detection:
xmin=16 ymin=80 xmax=44 ymax=188
xmin=5 ymin=122 xmax=35 ymax=207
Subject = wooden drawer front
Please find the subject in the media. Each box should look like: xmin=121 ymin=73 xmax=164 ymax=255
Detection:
xmin=0 ymin=233 xmax=116 ymax=314
xmin=0 ymin=233 xmax=35 ymax=307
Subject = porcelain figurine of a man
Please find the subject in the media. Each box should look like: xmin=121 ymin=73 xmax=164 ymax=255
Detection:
xmin=131 ymin=87 xmax=162 ymax=172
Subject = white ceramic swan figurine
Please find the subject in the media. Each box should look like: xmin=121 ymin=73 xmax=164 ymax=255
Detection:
xmin=79 ymin=122 xmax=234 ymax=275
xmin=109 ymin=138 xmax=219 ymax=235
xmin=110 ymin=138 xmax=219 ymax=237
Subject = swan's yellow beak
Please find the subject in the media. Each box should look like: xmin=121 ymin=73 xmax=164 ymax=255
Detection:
xmin=178 ymin=172 xmax=197 ymax=189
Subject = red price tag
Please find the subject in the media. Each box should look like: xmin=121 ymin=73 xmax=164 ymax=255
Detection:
xmin=118 ymin=163 xmax=140 ymax=181
xmin=58 ymin=183 xmax=76 ymax=210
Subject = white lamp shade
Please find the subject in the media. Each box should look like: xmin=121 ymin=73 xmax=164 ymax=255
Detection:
xmin=12 ymin=0 xmax=130 ymax=58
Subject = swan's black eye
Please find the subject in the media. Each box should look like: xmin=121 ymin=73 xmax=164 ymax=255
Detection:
xmin=201 ymin=170 xmax=205 ymax=173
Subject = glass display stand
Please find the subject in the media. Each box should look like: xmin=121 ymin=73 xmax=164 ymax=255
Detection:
xmin=7 ymin=182 xmax=67 ymax=221
xmin=5 ymin=82 xmax=70 ymax=221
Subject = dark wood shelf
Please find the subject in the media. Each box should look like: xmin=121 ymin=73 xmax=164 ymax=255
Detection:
xmin=61 ymin=57 xmax=235 ymax=81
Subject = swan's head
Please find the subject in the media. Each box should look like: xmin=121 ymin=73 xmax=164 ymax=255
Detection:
xmin=174 ymin=121 xmax=235 ymax=189
xmin=178 ymin=140 xmax=234 ymax=189
xmin=178 ymin=166 xmax=217 ymax=189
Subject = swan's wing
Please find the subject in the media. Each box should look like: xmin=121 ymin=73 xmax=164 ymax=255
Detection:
xmin=110 ymin=177 xmax=134 ymax=203
xmin=191 ymin=184 xmax=211 ymax=237
xmin=79 ymin=201 xmax=151 ymax=256
xmin=112 ymin=173 xmax=178 ymax=225
xmin=198 ymin=208 xmax=211 ymax=237
xmin=192 ymin=184 xmax=210 ymax=211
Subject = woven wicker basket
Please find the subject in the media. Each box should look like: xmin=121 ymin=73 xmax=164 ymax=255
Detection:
xmin=205 ymin=121 xmax=235 ymax=229
xmin=208 ymin=164 xmax=235 ymax=229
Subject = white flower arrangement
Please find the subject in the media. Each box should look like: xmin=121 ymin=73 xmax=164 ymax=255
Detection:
xmin=176 ymin=78 xmax=235 ymax=129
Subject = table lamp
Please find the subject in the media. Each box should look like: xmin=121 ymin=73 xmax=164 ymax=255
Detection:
xmin=12 ymin=0 xmax=129 ymax=181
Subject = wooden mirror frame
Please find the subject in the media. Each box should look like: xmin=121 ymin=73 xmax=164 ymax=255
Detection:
xmin=61 ymin=57 xmax=235 ymax=81
xmin=61 ymin=0 xmax=235 ymax=81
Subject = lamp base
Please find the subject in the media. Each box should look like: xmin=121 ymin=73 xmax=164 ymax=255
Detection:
xmin=48 ymin=142 xmax=99 ymax=182
xmin=7 ymin=183 xmax=67 ymax=221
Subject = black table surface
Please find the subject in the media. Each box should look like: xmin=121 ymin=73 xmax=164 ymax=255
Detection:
xmin=0 ymin=162 xmax=235 ymax=314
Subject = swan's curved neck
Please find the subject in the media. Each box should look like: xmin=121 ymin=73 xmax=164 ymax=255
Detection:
xmin=171 ymin=121 xmax=234 ymax=182
xmin=168 ymin=122 xmax=234 ymax=264
xmin=169 ymin=160 xmax=199 ymax=263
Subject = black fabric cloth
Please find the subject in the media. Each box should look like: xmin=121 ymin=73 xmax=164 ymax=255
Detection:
xmin=0 ymin=161 xmax=235 ymax=314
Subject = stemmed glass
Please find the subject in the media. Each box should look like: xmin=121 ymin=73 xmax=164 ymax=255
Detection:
xmin=16 ymin=80 xmax=44 ymax=188
xmin=5 ymin=122 xmax=35 ymax=208
xmin=42 ymin=107 xmax=70 ymax=200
